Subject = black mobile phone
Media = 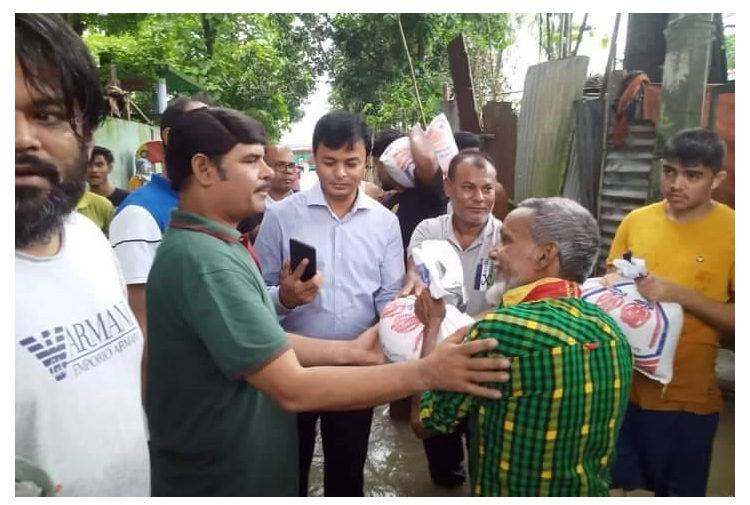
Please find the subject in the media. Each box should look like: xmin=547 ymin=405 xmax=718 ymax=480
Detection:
xmin=289 ymin=238 xmax=317 ymax=282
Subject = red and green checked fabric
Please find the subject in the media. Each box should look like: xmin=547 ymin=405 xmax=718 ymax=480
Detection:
xmin=420 ymin=289 xmax=633 ymax=497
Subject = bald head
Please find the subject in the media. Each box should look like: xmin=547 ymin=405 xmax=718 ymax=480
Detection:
xmin=265 ymin=145 xmax=296 ymax=198
xmin=265 ymin=145 xmax=293 ymax=161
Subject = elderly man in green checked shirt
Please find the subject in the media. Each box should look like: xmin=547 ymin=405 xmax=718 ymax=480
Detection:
xmin=411 ymin=197 xmax=633 ymax=497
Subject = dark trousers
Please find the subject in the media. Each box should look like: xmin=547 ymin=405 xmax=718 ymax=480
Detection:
xmin=297 ymin=407 xmax=374 ymax=497
xmin=611 ymin=402 xmax=720 ymax=497
xmin=422 ymin=419 xmax=470 ymax=487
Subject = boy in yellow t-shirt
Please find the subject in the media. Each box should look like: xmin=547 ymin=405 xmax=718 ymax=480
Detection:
xmin=607 ymin=129 xmax=734 ymax=497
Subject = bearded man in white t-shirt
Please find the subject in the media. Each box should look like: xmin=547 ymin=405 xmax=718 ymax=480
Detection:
xmin=15 ymin=14 xmax=149 ymax=496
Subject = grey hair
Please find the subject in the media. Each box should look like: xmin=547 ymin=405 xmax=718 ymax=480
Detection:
xmin=516 ymin=197 xmax=600 ymax=283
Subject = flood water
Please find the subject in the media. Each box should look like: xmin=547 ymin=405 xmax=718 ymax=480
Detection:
xmin=306 ymin=395 xmax=735 ymax=497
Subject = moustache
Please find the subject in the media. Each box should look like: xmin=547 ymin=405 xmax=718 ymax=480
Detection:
xmin=16 ymin=154 xmax=61 ymax=185
xmin=254 ymin=183 xmax=270 ymax=194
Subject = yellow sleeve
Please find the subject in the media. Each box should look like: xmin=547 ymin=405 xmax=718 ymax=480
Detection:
xmin=92 ymin=194 xmax=114 ymax=236
xmin=102 ymin=202 xmax=114 ymax=236
xmin=607 ymin=212 xmax=632 ymax=266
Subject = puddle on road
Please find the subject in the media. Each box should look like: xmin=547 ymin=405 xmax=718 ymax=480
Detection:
xmin=306 ymin=397 xmax=734 ymax=497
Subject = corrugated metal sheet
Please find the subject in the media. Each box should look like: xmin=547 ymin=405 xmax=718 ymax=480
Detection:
xmin=596 ymin=121 xmax=656 ymax=273
xmin=562 ymin=98 xmax=605 ymax=214
xmin=514 ymin=56 xmax=590 ymax=201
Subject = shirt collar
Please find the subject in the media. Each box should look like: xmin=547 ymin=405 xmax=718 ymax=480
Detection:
xmin=169 ymin=210 xmax=241 ymax=243
xmin=267 ymin=191 xmax=292 ymax=204
xmin=76 ymin=192 xmax=91 ymax=211
xmin=306 ymin=181 xmax=375 ymax=211
xmin=502 ymin=277 xmax=582 ymax=308
xmin=447 ymin=214 xmax=499 ymax=250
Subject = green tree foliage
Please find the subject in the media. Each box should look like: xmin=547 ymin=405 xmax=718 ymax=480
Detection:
xmin=315 ymin=13 xmax=513 ymax=132
xmin=75 ymin=13 xmax=323 ymax=140
xmin=535 ymin=13 xmax=597 ymax=61
xmin=725 ymin=33 xmax=734 ymax=70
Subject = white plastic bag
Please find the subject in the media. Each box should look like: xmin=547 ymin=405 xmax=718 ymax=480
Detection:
xmin=412 ymin=240 xmax=467 ymax=311
xmin=425 ymin=113 xmax=459 ymax=175
xmin=380 ymin=238 xmax=474 ymax=362
xmin=581 ymin=277 xmax=684 ymax=384
xmin=379 ymin=113 xmax=458 ymax=188
xmin=379 ymin=296 xmax=475 ymax=362
xmin=379 ymin=136 xmax=415 ymax=188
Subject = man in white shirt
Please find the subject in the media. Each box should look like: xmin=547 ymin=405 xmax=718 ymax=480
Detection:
xmin=400 ymin=150 xmax=502 ymax=489
xmin=266 ymin=145 xmax=296 ymax=205
xmin=15 ymin=14 xmax=149 ymax=496
xmin=403 ymin=150 xmax=502 ymax=316
xmin=237 ymin=145 xmax=298 ymax=244
xmin=109 ymin=96 xmax=206 ymax=364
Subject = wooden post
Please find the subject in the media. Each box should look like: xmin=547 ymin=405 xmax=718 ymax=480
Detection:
xmin=596 ymin=13 xmax=621 ymax=222
xmin=441 ymin=100 xmax=460 ymax=132
xmin=447 ymin=34 xmax=482 ymax=133
xmin=482 ymin=101 xmax=517 ymax=200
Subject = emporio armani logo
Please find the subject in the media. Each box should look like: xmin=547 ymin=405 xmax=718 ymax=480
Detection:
xmin=19 ymin=327 xmax=67 ymax=381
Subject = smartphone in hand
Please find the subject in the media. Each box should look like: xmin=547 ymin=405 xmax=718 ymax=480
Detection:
xmin=289 ymin=238 xmax=316 ymax=282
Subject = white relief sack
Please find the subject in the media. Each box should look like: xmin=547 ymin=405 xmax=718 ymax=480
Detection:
xmin=379 ymin=113 xmax=458 ymax=188
xmin=581 ymin=256 xmax=684 ymax=384
xmin=379 ymin=296 xmax=475 ymax=362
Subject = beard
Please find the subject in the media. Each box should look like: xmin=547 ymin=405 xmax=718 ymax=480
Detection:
xmin=485 ymin=276 xmax=508 ymax=307
xmin=16 ymin=148 xmax=88 ymax=250
xmin=485 ymin=267 xmax=525 ymax=308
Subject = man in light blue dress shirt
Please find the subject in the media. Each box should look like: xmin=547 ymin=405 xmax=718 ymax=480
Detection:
xmin=255 ymin=111 xmax=405 ymax=497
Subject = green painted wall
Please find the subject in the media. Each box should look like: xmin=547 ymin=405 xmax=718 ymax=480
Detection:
xmin=93 ymin=118 xmax=161 ymax=190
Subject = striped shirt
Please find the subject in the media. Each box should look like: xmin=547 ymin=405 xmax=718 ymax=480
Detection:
xmin=254 ymin=181 xmax=405 ymax=340
xmin=420 ymin=278 xmax=633 ymax=496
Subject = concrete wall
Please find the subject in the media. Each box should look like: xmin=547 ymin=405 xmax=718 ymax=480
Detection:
xmin=93 ymin=118 xmax=161 ymax=190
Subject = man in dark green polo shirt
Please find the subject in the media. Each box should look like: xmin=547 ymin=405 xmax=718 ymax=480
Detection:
xmin=145 ymin=106 xmax=512 ymax=496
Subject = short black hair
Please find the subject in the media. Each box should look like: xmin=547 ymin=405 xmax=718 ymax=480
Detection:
xmin=372 ymin=128 xmax=405 ymax=158
xmin=165 ymin=107 xmax=267 ymax=191
xmin=663 ymin=128 xmax=726 ymax=173
xmin=447 ymin=150 xmax=497 ymax=180
xmin=312 ymin=111 xmax=372 ymax=155
xmin=91 ymin=145 xmax=114 ymax=165
xmin=161 ymin=96 xmax=198 ymax=134
xmin=16 ymin=14 xmax=104 ymax=139
xmin=454 ymin=131 xmax=481 ymax=150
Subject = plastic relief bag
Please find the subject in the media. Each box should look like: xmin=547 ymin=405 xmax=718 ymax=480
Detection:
xmin=411 ymin=240 xmax=467 ymax=311
xmin=379 ymin=113 xmax=458 ymax=188
xmin=379 ymin=296 xmax=475 ymax=362
xmin=379 ymin=239 xmax=474 ymax=362
xmin=581 ymin=274 xmax=684 ymax=385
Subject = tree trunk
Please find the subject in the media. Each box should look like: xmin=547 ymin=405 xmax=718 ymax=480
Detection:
xmin=201 ymin=14 xmax=217 ymax=58
xmin=573 ymin=13 xmax=589 ymax=56
xmin=545 ymin=14 xmax=553 ymax=60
